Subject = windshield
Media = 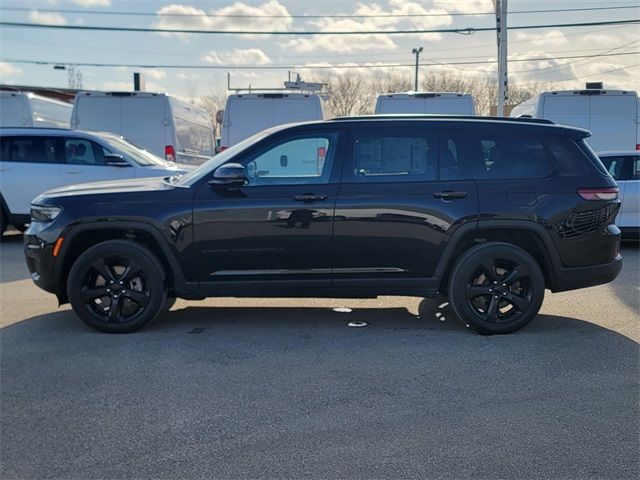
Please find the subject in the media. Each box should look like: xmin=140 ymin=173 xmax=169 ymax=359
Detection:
xmin=96 ymin=132 xmax=169 ymax=167
xmin=172 ymin=127 xmax=279 ymax=186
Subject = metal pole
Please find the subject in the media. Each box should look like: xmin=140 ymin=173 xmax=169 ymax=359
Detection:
xmin=412 ymin=47 xmax=423 ymax=91
xmin=494 ymin=0 xmax=508 ymax=116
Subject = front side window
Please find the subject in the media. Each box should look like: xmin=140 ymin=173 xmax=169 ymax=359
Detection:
xmin=243 ymin=134 xmax=337 ymax=186
xmin=350 ymin=132 xmax=437 ymax=182
xmin=471 ymin=133 xmax=553 ymax=180
xmin=64 ymin=138 xmax=106 ymax=165
xmin=631 ymin=157 xmax=640 ymax=180
xmin=0 ymin=136 xmax=58 ymax=163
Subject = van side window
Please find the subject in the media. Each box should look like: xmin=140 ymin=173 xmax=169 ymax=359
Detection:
xmin=544 ymin=136 xmax=592 ymax=176
xmin=471 ymin=133 xmax=553 ymax=180
xmin=351 ymin=133 xmax=437 ymax=182
xmin=0 ymin=136 xmax=58 ymax=164
xmin=64 ymin=138 xmax=106 ymax=166
xmin=243 ymin=134 xmax=337 ymax=186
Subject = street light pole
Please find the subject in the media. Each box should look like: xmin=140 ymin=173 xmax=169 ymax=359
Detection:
xmin=493 ymin=0 xmax=508 ymax=116
xmin=412 ymin=47 xmax=423 ymax=91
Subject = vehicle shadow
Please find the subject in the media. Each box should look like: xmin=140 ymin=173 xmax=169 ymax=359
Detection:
xmin=0 ymin=232 xmax=29 ymax=283
xmin=1 ymin=305 xmax=638 ymax=479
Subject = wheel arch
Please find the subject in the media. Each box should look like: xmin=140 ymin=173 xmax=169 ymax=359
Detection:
xmin=435 ymin=220 xmax=561 ymax=292
xmin=56 ymin=221 xmax=189 ymax=303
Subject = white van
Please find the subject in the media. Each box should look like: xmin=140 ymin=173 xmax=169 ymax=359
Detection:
xmin=0 ymin=91 xmax=72 ymax=128
xmin=510 ymin=87 xmax=640 ymax=151
xmin=221 ymin=92 xmax=326 ymax=150
xmin=374 ymin=92 xmax=476 ymax=115
xmin=72 ymin=91 xmax=216 ymax=164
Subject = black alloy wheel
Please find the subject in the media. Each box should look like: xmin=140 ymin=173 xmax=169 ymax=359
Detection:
xmin=68 ymin=240 xmax=166 ymax=333
xmin=448 ymin=242 xmax=545 ymax=334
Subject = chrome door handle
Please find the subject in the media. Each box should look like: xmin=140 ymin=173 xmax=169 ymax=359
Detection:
xmin=293 ymin=194 xmax=328 ymax=202
xmin=433 ymin=191 xmax=468 ymax=200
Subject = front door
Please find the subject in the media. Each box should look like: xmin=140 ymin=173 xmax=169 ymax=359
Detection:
xmin=332 ymin=125 xmax=478 ymax=289
xmin=193 ymin=130 xmax=343 ymax=290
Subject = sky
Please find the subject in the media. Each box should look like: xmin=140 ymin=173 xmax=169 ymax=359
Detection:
xmin=0 ymin=0 xmax=638 ymax=101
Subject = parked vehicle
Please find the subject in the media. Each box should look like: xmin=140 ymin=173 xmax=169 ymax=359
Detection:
xmin=25 ymin=115 xmax=622 ymax=334
xmin=374 ymin=92 xmax=476 ymax=115
xmin=0 ymin=127 xmax=192 ymax=232
xmin=221 ymin=78 xmax=327 ymax=150
xmin=510 ymin=85 xmax=640 ymax=151
xmin=0 ymin=91 xmax=72 ymax=128
xmin=71 ymin=91 xmax=216 ymax=164
xmin=598 ymin=151 xmax=640 ymax=238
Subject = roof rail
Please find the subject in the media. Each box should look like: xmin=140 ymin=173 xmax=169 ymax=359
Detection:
xmin=331 ymin=114 xmax=556 ymax=125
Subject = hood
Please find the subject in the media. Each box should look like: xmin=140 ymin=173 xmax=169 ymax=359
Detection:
xmin=34 ymin=176 xmax=175 ymax=202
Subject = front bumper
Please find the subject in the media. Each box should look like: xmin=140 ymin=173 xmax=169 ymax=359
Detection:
xmin=24 ymin=234 xmax=61 ymax=295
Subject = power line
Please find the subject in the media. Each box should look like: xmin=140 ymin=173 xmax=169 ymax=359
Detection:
xmin=0 ymin=4 xmax=638 ymax=18
xmin=1 ymin=18 xmax=638 ymax=35
xmin=3 ymin=51 xmax=637 ymax=71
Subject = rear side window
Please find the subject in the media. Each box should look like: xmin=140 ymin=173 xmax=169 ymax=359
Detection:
xmin=351 ymin=131 xmax=438 ymax=182
xmin=0 ymin=136 xmax=58 ymax=163
xmin=544 ymin=136 xmax=593 ymax=176
xmin=599 ymin=156 xmax=626 ymax=180
xmin=470 ymin=133 xmax=553 ymax=180
xmin=600 ymin=155 xmax=640 ymax=180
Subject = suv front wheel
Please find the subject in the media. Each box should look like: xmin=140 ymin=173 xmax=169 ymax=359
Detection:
xmin=447 ymin=242 xmax=545 ymax=334
xmin=67 ymin=240 xmax=167 ymax=333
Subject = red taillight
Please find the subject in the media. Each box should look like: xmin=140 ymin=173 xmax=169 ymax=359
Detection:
xmin=165 ymin=145 xmax=176 ymax=162
xmin=219 ymin=146 xmax=228 ymax=152
xmin=577 ymin=187 xmax=619 ymax=201
xmin=636 ymin=143 xmax=640 ymax=150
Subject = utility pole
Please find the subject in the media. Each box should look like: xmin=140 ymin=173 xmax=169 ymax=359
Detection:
xmin=493 ymin=0 xmax=508 ymax=116
xmin=412 ymin=47 xmax=423 ymax=91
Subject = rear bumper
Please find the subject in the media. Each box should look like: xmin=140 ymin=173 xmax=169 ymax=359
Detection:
xmin=552 ymin=253 xmax=623 ymax=292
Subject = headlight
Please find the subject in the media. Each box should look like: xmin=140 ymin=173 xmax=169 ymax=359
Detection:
xmin=30 ymin=205 xmax=62 ymax=222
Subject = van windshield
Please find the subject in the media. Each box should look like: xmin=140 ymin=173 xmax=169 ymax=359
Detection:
xmin=96 ymin=133 xmax=169 ymax=167
xmin=172 ymin=126 xmax=284 ymax=186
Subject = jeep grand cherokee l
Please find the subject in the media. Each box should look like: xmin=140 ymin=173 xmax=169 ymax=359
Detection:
xmin=24 ymin=116 xmax=622 ymax=334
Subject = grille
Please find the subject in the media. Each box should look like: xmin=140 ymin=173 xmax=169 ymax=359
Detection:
xmin=558 ymin=204 xmax=618 ymax=238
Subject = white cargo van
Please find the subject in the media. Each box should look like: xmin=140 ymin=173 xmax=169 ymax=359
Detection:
xmin=220 ymin=76 xmax=328 ymax=150
xmin=72 ymin=91 xmax=216 ymax=164
xmin=510 ymin=87 xmax=639 ymax=151
xmin=374 ymin=92 xmax=476 ymax=115
xmin=0 ymin=91 xmax=72 ymax=128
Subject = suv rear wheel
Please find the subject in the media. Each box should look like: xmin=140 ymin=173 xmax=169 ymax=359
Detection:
xmin=447 ymin=242 xmax=545 ymax=334
xmin=67 ymin=240 xmax=167 ymax=333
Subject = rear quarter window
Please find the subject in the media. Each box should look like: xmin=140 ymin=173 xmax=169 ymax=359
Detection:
xmin=0 ymin=136 xmax=59 ymax=163
xmin=469 ymin=132 xmax=553 ymax=180
xmin=544 ymin=136 xmax=596 ymax=176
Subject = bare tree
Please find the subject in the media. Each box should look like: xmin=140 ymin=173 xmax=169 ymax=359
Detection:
xmin=197 ymin=90 xmax=227 ymax=136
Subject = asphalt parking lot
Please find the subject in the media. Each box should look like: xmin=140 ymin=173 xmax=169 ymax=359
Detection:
xmin=1 ymin=231 xmax=638 ymax=479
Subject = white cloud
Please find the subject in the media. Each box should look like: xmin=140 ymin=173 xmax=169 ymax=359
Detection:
xmin=141 ymin=69 xmax=167 ymax=80
xmin=515 ymin=30 xmax=568 ymax=47
xmin=29 ymin=10 xmax=67 ymax=25
xmin=153 ymin=1 xmax=293 ymax=39
xmin=0 ymin=62 xmax=22 ymax=77
xmin=72 ymin=0 xmax=111 ymax=6
xmin=282 ymin=0 xmax=453 ymax=54
xmin=203 ymin=48 xmax=272 ymax=65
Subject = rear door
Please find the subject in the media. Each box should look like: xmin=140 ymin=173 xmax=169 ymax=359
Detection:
xmin=120 ymin=97 xmax=167 ymax=157
xmin=542 ymin=94 xmax=590 ymax=131
xmin=0 ymin=135 xmax=62 ymax=215
xmin=332 ymin=124 xmax=478 ymax=288
xmin=589 ymin=94 xmax=638 ymax=151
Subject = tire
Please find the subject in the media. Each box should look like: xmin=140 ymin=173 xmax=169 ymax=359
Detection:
xmin=162 ymin=297 xmax=177 ymax=312
xmin=67 ymin=240 xmax=167 ymax=333
xmin=447 ymin=242 xmax=545 ymax=335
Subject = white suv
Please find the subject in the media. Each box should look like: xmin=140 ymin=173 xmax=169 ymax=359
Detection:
xmin=0 ymin=128 xmax=193 ymax=233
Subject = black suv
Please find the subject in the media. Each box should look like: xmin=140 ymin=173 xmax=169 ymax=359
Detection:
xmin=24 ymin=116 xmax=622 ymax=334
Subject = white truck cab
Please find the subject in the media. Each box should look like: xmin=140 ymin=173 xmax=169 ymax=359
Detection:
xmin=374 ymin=92 xmax=476 ymax=115
xmin=0 ymin=91 xmax=72 ymax=128
xmin=510 ymin=84 xmax=639 ymax=152
xmin=72 ymin=91 xmax=216 ymax=164
xmin=220 ymin=76 xmax=328 ymax=150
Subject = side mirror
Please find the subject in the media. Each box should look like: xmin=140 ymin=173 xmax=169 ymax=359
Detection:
xmin=104 ymin=154 xmax=130 ymax=167
xmin=209 ymin=163 xmax=247 ymax=187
